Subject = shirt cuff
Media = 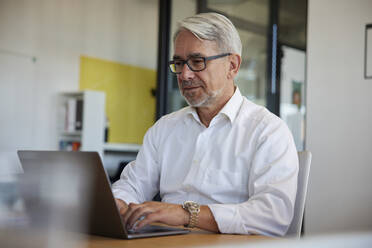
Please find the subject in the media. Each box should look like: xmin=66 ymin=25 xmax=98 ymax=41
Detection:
xmin=207 ymin=203 xmax=236 ymax=233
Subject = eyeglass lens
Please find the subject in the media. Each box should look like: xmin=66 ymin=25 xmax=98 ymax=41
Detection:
xmin=171 ymin=57 xmax=205 ymax=73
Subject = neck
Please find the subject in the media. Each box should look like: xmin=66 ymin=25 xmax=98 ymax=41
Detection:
xmin=196 ymin=85 xmax=235 ymax=127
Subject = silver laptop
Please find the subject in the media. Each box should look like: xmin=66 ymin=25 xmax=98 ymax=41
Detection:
xmin=17 ymin=150 xmax=190 ymax=239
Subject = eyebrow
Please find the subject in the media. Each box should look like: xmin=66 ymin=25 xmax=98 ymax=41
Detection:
xmin=173 ymin=53 xmax=205 ymax=60
xmin=173 ymin=55 xmax=182 ymax=60
xmin=189 ymin=53 xmax=203 ymax=57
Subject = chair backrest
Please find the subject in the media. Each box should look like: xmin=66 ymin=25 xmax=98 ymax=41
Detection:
xmin=286 ymin=151 xmax=312 ymax=237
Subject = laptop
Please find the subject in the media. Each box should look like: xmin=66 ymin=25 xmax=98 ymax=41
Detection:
xmin=17 ymin=150 xmax=190 ymax=239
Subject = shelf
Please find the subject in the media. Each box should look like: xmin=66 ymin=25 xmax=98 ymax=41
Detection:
xmin=60 ymin=91 xmax=84 ymax=98
xmin=58 ymin=91 xmax=105 ymax=156
xmin=60 ymin=131 xmax=82 ymax=136
xmin=103 ymin=143 xmax=141 ymax=152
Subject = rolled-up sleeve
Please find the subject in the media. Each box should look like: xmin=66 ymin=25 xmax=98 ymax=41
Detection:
xmin=208 ymin=118 xmax=299 ymax=236
xmin=112 ymin=124 xmax=161 ymax=204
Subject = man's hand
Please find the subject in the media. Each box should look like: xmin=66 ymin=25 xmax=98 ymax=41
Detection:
xmin=115 ymin=198 xmax=129 ymax=216
xmin=123 ymin=201 xmax=188 ymax=230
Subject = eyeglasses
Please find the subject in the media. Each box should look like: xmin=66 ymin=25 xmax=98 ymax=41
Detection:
xmin=169 ymin=53 xmax=231 ymax=74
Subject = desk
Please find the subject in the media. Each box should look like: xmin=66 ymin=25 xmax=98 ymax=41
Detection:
xmin=0 ymin=228 xmax=271 ymax=248
xmin=86 ymin=229 xmax=270 ymax=248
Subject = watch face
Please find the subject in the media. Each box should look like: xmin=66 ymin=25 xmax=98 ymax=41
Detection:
xmin=184 ymin=201 xmax=200 ymax=213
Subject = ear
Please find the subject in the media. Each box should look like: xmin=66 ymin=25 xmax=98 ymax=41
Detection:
xmin=227 ymin=54 xmax=241 ymax=80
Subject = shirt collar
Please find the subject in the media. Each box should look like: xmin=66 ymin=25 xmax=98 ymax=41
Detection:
xmin=184 ymin=106 xmax=201 ymax=125
xmin=219 ymin=86 xmax=243 ymax=123
xmin=183 ymin=87 xmax=244 ymax=125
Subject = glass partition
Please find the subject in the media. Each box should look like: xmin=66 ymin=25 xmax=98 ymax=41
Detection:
xmin=278 ymin=0 xmax=307 ymax=151
xmin=167 ymin=0 xmax=198 ymax=113
xmin=206 ymin=0 xmax=268 ymax=27
xmin=235 ymin=28 xmax=267 ymax=106
xmin=280 ymin=46 xmax=306 ymax=151
xmin=205 ymin=0 xmax=269 ymax=106
xmin=279 ymin=0 xmax=307 ymax=49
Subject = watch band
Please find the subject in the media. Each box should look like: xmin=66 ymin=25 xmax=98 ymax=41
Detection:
xmin=182 ymin=201 xmax=200 ymax=228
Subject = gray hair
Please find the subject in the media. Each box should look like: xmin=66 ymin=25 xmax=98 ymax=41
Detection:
xmin=174 ymin=12 xmax=242 ymax=56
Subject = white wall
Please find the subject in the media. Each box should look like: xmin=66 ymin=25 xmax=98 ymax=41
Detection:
xmin=0 ymin=0 xmax=158 ymax=156
xmin=306 ymin=0 xmax=372 ymax=234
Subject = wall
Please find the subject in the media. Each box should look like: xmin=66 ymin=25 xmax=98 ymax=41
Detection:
xmin=79 ymin=56 xmax=156 ymax=144
xmin=0 ymin=0 xmax=158 ymax=156
xmin=306 ymin=0 xmax=372 ymax=234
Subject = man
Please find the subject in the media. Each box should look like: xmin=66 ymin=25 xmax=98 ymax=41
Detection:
xmin=112 ymin=12 xmax=298 ymax=236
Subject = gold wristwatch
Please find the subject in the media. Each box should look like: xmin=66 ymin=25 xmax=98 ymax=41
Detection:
xmin=182 ymin=201 xmax=200 ymax=228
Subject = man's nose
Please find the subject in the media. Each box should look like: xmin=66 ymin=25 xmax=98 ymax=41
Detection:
xmin=179 ymin=63 xmax=195 ymax=80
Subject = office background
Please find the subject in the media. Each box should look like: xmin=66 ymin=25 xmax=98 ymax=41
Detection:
xmin=0 ymin=0 xmax=371 ymax=237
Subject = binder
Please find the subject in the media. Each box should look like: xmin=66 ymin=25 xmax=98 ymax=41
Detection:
xmin=66 ymin=98 xmax=77 ymax=132
xmin=75 ymin=99 xmax=83 ymax=130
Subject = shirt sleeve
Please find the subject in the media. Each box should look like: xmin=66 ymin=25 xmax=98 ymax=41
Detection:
xmin=208 ymin=117 xmax=299 ymax=236
xmin=111 ymin=123 xmax=161 ymax=204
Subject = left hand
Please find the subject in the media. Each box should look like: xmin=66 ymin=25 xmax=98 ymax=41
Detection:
xmin=122 ymin=201 xmax=189 ymax=230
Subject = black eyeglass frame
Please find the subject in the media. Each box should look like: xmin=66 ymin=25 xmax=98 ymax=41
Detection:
xmin=169 ymin=53 xmax=232 ymax=74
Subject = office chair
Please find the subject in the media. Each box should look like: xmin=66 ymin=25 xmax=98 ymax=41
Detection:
xmin=110 ymin=160 xmax=131 ymax=184
xmin=286 ymin=151 xmax=312 ymax=238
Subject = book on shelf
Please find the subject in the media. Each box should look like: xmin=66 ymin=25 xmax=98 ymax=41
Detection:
xmin=66 ymin=98 xmax=76 ymax=132
xmin=75 ymin=99 xmax=83 ymax=130
xmin=64 ymin=98 xmax=83 ymax=132
xmin=59 ymin=140 xmax=81 ymax=151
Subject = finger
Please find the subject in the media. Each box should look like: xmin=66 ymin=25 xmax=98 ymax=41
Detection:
xmin=116 ymin=200 xmax=128 ymax=216
xmin=135 ymin=212 xmax=158 ymax=230
xmin=126 ymin=201 xmax=156 ymax=226
xmin=127 ymin=206 xmax=151 ymax=228
xmin=122 ymin=203 xmax=139 ymax=224
xmin=115 ymin=198 xmax=127 ymax=209
xmin=119 ymin=206 xmax=127 ymax=216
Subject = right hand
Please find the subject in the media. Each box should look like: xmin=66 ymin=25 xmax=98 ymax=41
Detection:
xmin=115 ymin=198 xmax=129 ymax=216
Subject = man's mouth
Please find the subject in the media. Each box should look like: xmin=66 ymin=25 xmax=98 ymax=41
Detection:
xmin=183 ymin=86 xmax=200 ymax=90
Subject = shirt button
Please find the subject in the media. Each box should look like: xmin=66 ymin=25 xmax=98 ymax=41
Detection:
xmin=193 ymin=160 xmax=198 ymax=164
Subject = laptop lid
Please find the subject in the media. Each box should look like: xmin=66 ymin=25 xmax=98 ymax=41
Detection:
xmin=17 ymin=151 xmax=189 ymax=239
xmin=18 ymin=150 xmax=126 ymax=238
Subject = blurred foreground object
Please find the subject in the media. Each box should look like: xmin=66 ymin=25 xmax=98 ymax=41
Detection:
xmin=0 ymin=151 xmax=94 ymax=248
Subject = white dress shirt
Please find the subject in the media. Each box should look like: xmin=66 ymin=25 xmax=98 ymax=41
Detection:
xmin=112 ymin=87 xmax=299 ymax=236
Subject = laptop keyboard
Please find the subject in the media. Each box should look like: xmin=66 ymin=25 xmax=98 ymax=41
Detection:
xmin=127 ymin=225 xmax=179 ymax=234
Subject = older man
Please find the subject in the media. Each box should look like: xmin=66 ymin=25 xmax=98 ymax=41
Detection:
xmin=112 ymin=12 xmax=298 ymax=236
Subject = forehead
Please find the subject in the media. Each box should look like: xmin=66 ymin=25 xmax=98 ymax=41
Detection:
xmin=174 ymin=30 xmax=219 ymax=57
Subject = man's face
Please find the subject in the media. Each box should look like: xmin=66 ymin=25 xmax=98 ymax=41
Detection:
xmin=173 ymin=30 xmax=232 ymax=107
